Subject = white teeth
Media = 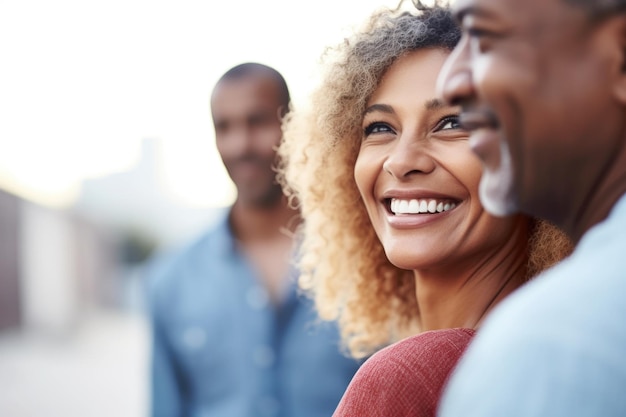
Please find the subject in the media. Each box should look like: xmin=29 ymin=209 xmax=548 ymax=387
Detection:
xmin=399 ymin=200 xmax=409 ymax=213
xmin=390 ymin=198 xmax=458 ymax=215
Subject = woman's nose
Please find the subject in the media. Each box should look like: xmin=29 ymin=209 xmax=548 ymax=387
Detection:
xmin=383 ymin=137 xmax=436 ymax=180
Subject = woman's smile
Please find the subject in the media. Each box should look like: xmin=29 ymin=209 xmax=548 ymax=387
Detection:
xmin=389 ymin=198 xmax=458 ymax=215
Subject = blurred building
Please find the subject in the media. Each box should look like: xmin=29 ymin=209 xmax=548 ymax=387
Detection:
xmin=0 ymin=138 xmax=224 ymax=333
xmin=0 ymin=188 xmax=115 ymax=333
xmin=72 ymin=137 xmax=224 ymax=311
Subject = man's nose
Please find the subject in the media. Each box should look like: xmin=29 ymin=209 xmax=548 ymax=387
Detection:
xmin=437 ymin=38 xmax=474 ymax=106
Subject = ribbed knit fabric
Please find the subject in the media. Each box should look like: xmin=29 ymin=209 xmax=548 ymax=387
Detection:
xmin=333 ymin=328 xmax=476 ymax=417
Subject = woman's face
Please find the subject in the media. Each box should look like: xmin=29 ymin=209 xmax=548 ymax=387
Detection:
xmin=354 ymin=48 xmax=524 ymax=271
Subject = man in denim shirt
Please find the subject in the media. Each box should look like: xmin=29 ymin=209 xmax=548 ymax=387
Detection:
xmin=147 ymin=63 xmax=360 ymax=417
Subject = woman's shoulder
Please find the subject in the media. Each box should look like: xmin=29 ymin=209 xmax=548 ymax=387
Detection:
xmin=368 ymin=328 xmax=476 ymax=379
xmin=332 ymin=328 xmax=476 ymax=417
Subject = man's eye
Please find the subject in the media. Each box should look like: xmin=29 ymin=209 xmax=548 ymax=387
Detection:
xmin=249 ymin=115 xmax=271 ymax=126
xmin=214 ymin=122 xmax=229 ymax=133
xmin=466 ymin=27 xmax=490 ymax=38
xmin=363 ymin=122 xmax=393 ymax=136
xmin=463 ymin=25 xmax=502 ymax=53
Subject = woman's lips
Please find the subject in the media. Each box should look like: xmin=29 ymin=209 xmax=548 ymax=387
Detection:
xmin=381 ymin=197 xmax=461 ymax=229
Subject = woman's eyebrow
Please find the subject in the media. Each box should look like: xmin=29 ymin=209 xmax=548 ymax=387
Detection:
xmin=425 ymin=98 xmax=446 ymax=111
xmin=363 ymin=103 xmax=394 ymax=116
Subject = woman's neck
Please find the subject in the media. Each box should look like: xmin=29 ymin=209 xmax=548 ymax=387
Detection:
xmin=412 ymin=226 xmax=529 ymax=331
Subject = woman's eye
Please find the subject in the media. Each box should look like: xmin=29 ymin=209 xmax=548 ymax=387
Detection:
xmin=438 ymin=116 xmax=461 ymax=131
xmin=363 ymin=122 xmax=393 ymax=136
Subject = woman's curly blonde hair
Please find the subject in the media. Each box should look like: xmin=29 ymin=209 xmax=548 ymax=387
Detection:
xmin=276 ymin=2 xmax=572 ymax=359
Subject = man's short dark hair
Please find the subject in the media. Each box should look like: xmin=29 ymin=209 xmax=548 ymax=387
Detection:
xmin=218 ymin=62 xmax=291 ymax=110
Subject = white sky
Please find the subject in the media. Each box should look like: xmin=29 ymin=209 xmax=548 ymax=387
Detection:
xmin=0 ymin=0 xmax=412 ymax=208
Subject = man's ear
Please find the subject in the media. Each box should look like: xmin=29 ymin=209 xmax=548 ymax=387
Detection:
xmin=277 ymin=105 xmax=287 ymax=120
xmin=611 ymin=14 xmax=626 ymax=103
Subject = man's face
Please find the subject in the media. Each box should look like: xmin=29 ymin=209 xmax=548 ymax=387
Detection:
xmin=438 ymin=0 xmax=624 ymax=224
xmin=211 ymin=75 xmax=284 ymax=208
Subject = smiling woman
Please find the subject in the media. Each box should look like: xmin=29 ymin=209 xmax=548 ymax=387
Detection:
xmin=354 ymin=48 xmax=511 ymax=274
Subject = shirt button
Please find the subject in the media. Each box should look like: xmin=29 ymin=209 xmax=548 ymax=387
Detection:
xmin=252 ymin=345 xmax=275 ymax=368
xmin=246 ymin=286 xmax=269 ymax=310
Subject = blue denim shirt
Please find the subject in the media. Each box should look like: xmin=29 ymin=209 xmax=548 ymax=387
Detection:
xmin=147 ymin=212 xmax=360 ymax=417
xmin=438 ymin=193 xmax=626 ymax=417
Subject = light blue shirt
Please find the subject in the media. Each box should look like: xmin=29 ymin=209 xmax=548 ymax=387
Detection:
xmin=439 ymin=193 xmax=626 ymax=417
xmin=147 ymin=212 xmax=360 ymax=417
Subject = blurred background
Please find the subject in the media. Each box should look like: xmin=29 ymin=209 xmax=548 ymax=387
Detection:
xmin=0 ymin=0 xmax=403 ymax=415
